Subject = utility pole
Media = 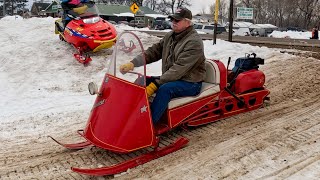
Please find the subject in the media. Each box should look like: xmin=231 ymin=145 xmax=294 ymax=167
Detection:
xmin=228 ymin=0 xmax=234 ymax=42
xmin=11 ymin=0 xmax=13 ymax=15
xmin=2 ymin=0 xmax=5 ymax=17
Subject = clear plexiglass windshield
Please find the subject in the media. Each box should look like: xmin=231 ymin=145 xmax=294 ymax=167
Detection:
xmin=73 ymin=2 xmax=99 ymax=19
xmin=107 ymin=32 xmax=147 ymax=87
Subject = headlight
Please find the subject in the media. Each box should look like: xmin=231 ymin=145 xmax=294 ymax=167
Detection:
xmin=88 ymin=82 xmax=99 ymax=95
xmin=83 ymin=17 xmax=100 ymax=24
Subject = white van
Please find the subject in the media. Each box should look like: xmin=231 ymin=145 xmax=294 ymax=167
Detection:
xmin=194 ymin=23 xmax=226 ymax=34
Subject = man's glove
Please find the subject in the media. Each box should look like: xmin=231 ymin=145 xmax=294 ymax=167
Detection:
xmin=146 ymin=82 xmax=158 ymax=97
xmin=119 ymin=62 xmax=134 ymax=74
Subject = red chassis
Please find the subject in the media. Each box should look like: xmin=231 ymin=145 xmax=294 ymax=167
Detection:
xmin=50 ymin=32 xmax=270 ymax=176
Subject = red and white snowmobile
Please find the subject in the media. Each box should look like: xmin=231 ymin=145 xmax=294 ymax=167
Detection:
xmin=55 ymin=1 xmax=117 ymax=64
xmin=50 ymin=32 xmax=270 ymax=176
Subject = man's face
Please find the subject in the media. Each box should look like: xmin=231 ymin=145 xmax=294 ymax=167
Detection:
xmin=171 ymin=18 xmax=190 ymax=33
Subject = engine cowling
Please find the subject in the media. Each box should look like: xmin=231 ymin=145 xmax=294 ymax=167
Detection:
xmin=234 ymin=69 xmax=265 ymax=94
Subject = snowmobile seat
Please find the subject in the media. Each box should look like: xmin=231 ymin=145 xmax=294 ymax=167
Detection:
xmin=168 ymin=60 xmax=221 ymax=109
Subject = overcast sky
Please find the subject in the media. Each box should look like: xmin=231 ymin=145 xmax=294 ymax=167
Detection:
xmin=188 ymin=0 xmax=214 ymax=15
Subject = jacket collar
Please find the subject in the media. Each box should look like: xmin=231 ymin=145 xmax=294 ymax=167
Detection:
xmin=172 ymin=26 xmax=194 ymax=41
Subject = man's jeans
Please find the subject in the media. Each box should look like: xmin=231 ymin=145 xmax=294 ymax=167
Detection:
xmin=146 ymin=77 xmax=202 ymax=124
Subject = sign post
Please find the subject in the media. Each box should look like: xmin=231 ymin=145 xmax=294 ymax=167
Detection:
xmin=130 ymin=2 xmax=139 ymax=28
xmin=213 ymin=0 xmax=220 ymax=45
xmin=228 ymin=0 xmax=234 ymax=42
xmin=130 ymin=2 xmax=139 ymax=14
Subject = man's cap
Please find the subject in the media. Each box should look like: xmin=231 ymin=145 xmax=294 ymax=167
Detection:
xmin=168 ymin=7 xmax=192 ymax=20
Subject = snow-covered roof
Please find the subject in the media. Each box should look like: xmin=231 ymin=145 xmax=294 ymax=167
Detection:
xmin=233 ymin=21 xmax=253 ymax=28
xmin=144 ymin=14 xmax=167 ymax=18
xmin=0 ymin=15 xmax=23 ymax=20
xmin=249 ymin=24 xmax=261 ymax=29
xmin=112 ymin=13 xmax=167 ymax=18
xmin=265 ymin=24 xmax=278 ymax=28
xmin=113 ymin=13 xmax=134 ymax=17
xmin=251 ymin=24 xmax=278 ymax=29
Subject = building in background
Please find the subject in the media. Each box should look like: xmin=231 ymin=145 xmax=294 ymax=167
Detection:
xmin=28 ymin=2 xmax=166 ymax=28
xmin=30 ymin=2 xmax=50 ymax=16
xmin=43 ymin=1 xmax=60 ymax=17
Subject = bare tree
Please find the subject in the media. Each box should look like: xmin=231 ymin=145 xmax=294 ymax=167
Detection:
xmin=238 ymin=0 xmax=320 ymax=29
xmin=297 ymin=0 xmax=319 ymax=28
xmin=134 ymin=0 xmax=144 ymax=6
xmin=98 ymin=0 xmax=320 ymax=29
xmin=144 ymin=0 xmax=158 ymax=10
xmin=168 ymin=0 xmax=176 ymax=14
xmin=156 ymin=0 xmax=191 ymax=14
xmin=208 ymin=0 xmax=228 ymax=22
xmin=176 ymin=0 xmax=191 ymax=9
xmin=209 ymin=3 xmax=214 ymax=15
xmin=200 ymin=6 xmax=206 ymax=15
xmin=0 ymin=0 xmax=27 ymax=15
xmin=219 ymin=0 xmax=228 ymax=21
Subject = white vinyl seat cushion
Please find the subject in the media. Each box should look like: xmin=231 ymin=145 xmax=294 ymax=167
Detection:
xmin=168 ymin=83 xmax=220 ymax=109
xmin=168 ymin=60 xmax=221 ymax=109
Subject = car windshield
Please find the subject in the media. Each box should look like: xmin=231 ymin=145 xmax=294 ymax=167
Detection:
xmin=204 ymin=26 xmax=214 ymax=30
xmin=106 ymin=32 xmax=147 ymax=87
xmin=193 ymin=24 xmax=203 ymax=29
xmin=217 ymin=27 xmax=226 ymax=31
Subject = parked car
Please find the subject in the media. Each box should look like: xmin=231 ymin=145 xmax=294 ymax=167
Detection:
xmin=128 ymin=20 xmax=146 ymax=28
xmin=194 ymin=23 xmax=226 ymax=34
xmin=155 ymin=20 xmax=172 ymax=30
xmin=251 ymin=28 xmax=266 ymax=37
xmin=251 ymin=28 xmax=277 ymax=37
xmin=286 ymin=27 xmax=305 ymax=32
xmin=153 ymin=17 xmax=166 ymax=28
xmin=193 ymin=23 xmax=204 ymax=30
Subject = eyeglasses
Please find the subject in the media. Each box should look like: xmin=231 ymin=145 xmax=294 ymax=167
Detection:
xmin=171 ymin=19 xmax=182 ymax=23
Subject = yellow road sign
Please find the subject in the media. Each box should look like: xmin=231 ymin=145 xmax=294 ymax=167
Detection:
xmin=130 ymin=3 xmax=139 ymax=14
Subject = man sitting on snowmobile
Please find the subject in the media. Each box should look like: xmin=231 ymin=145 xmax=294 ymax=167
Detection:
xmin=119 ymin=7 xmax=206 ymax=124
xmin=60 ymin=0 xmax=91 ymax=27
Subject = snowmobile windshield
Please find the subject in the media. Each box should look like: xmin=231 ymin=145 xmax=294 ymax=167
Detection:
xmin=73 ymin=1 xmax=99 ymax=19
xmin=107 ymin=32 xmax=147 ymax=87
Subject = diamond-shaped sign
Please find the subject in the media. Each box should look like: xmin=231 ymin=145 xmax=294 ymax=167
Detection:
xmin=130 ymin=3 xmax=139 ymax=14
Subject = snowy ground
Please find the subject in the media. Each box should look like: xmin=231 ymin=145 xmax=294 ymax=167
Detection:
xmin=269 ymin=30 xmax=313 ymax=39
xmin=0 ymin=16 xmax=320 ymax=179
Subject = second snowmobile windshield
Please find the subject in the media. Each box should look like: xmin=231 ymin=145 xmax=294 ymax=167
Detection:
xmin=73 ymin=2 xmax=99 ymax=19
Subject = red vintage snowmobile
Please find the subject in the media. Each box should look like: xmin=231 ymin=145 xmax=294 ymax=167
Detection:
xmin=55 ymin=1 xmax=117 ymax=64
xmin=50 ymin=32 xmax=270 ymax=176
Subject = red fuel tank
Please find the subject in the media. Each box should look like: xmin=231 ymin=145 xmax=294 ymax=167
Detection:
xmin=234 ymin=70 xmax=265 ymax=94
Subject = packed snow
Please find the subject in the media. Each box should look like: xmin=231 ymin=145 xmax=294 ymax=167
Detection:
xmin=269 ymin=30 xmax=313 ymax=39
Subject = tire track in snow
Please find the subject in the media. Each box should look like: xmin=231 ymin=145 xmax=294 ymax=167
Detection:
xmin=1 ymin=95 xmax=319 ymax=179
